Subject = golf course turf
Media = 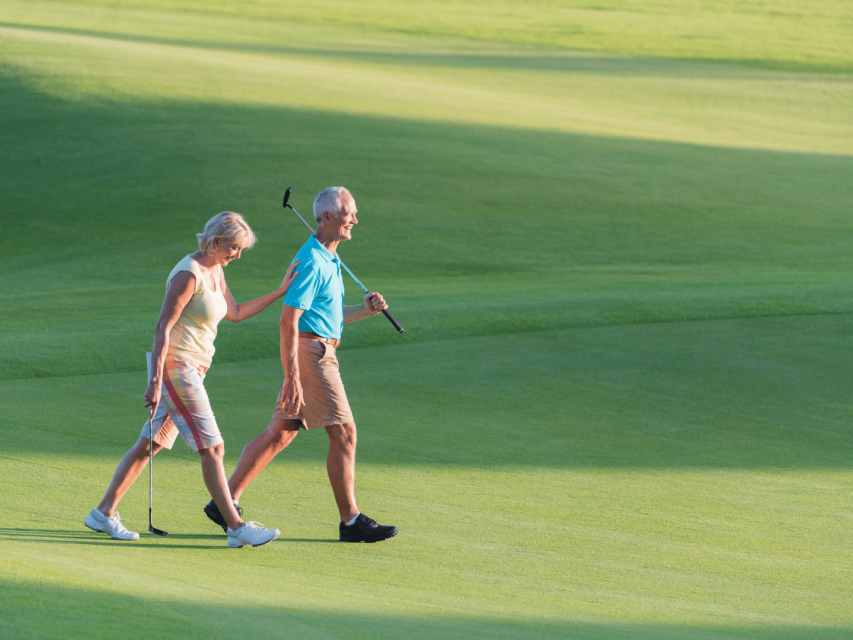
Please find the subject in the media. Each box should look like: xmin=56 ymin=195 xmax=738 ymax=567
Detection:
xmin=1 ymin=1 xmax=851 ymax=638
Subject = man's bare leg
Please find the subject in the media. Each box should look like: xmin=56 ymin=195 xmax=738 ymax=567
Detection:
xmin=228 ymin=419 xmax=300 ymax=501
xmin=326 ymin=422 xmax=359 ymax=522
xmin=97 ymin=436 xmax=164 ymax=517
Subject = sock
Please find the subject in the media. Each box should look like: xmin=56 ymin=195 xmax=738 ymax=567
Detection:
xmin=344 ymin=513 xmax=360 ymax=526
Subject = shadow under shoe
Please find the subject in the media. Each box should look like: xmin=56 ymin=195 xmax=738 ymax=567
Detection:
xmin=339 ymin=513 xmax=398 ymax=543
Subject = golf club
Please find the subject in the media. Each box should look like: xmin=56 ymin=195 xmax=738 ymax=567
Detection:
xmin=145 ymin=352 xmax=168 ymax=537
xmin=283 ymin=187 xmax=404 ymax=334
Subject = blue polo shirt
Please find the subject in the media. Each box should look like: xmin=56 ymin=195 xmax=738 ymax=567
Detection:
xmin=284 ymin=235 xmax=345 ymax=339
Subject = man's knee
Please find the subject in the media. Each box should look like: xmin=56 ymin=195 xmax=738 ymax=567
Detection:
xmin=264 ymin=419 xmax=300 ymax=451
xmin=327 ymin=422 xmax=357 ymax=451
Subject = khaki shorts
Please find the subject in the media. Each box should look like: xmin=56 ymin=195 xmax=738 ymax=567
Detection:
xmin=271 ymin=337 xmax=354 ymax=429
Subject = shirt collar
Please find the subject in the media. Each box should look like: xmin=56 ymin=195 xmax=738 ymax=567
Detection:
xmin=308 ymin=235 xmax=338 ymax=263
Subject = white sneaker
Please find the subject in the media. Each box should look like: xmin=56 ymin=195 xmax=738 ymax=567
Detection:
xmin=85 ymin=508 xmax=140 ymax=541
xmin=227 ymin=521 xmax=280 ymax=548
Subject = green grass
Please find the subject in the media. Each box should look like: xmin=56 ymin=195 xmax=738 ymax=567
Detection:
xmin=1 ymin=1 xmax=852 ymax=638
xmin=4 ymin=0 xmax=853 ymax=73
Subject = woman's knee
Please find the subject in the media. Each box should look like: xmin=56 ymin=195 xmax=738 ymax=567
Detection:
xmin=199 ymin=442 xmax=225 ymax=460
xmin=133 ymin=437 xmax=163 ymax=458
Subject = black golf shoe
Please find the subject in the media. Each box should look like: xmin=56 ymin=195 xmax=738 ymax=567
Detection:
xmin=204 ymin=499 xmax=243 ymax=534
xmin=339 ymin=513 xmax=398 ymax=543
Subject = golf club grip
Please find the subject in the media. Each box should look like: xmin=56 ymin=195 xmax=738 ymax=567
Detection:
xmin=382 ymin=309 xmax=404 ymax=333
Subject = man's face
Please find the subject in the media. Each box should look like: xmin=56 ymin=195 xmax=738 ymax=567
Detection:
xmin=327 ymin=195 xmax=358 ymax=242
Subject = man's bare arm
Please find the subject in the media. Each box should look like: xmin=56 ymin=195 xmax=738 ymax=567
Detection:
xmin=279 ymin=305 xmax=305 ymax=415
xmin=343 ymin=292 xmax=388 ymax=324
xmin=222 ymin=260 xmax=299 ymax=323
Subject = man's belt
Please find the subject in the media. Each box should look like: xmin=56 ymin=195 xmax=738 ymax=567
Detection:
xmin=298 ymin=331 xmax=341 ymax=348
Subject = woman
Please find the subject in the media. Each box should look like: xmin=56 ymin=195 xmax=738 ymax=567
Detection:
xmin=84 ymin=211 xmax=298 ymax=548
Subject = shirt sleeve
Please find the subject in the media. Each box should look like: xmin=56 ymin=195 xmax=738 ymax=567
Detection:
xmin=166 ymin=260 xmax=203 ymax=295
xmin=283 ymin=265 xmax=320 ymax=310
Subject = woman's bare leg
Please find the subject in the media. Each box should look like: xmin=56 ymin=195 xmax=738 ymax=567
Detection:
xmin=96 ymin=436 xmax=164 ymax=516
xmin=200 ymin=443 xmax=244 ymax=530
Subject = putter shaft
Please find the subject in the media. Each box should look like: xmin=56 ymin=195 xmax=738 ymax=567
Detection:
xmin=145 ymin=353 xmax=168 ymax=537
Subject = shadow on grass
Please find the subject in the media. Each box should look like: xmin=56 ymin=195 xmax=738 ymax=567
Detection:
xmin=0 ymin=52 xmax=853 ymax=379
xmin=2 ymin=60 xmax=852 ymax=474
xmin=3 ymin=22 xmax=850 ymax=77
xmin=0 ymin=528 xmax=337 ymax=547
xmin=2 ymin=61 xmax=852 ymax=380
xmin=1 ymin=317 xmax=853 ymax=471
xmin=0 ymin=578 xmax=849 ymax=640
xmin=0 ymin=527 xmax=221 ymax=549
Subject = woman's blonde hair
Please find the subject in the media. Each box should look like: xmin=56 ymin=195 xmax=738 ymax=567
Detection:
xmin=196 ymin=211 xmax=257 ymax=254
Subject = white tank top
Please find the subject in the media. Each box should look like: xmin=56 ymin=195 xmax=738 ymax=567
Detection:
xmin=165 ymin=255 xmax=227 ymax=367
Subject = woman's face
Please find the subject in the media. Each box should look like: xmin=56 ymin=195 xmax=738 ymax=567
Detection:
xmin=213 ymin=238 xmax=246 ymax=266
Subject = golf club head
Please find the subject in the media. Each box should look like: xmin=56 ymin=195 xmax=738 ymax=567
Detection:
xmin=149 ymin=507 xmax=168 ymax=537
xmin=283 ymin=187 xmax=292 ymax=209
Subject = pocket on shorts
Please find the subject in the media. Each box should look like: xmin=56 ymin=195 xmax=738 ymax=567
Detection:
xmin=319 ymin=341 xmax=342 ymax=371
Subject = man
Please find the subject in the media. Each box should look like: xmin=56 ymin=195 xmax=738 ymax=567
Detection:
xmin=204 ymin=187 xmax=398 ymax=543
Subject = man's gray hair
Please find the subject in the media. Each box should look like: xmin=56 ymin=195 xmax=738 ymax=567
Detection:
xmin=313 ymin=187 xmax=352 ymax=224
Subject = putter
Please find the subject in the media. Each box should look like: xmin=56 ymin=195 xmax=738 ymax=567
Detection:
xmin=145 ymin=352 xmax=168 ymax=537
xmin=283 ymin=187 xmax=404 ymax=333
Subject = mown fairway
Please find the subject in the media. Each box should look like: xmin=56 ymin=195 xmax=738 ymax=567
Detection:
xmin=1 ymin=1 xmax=852 ymax=638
